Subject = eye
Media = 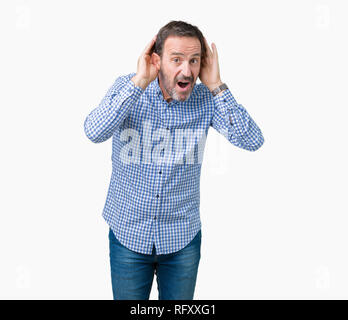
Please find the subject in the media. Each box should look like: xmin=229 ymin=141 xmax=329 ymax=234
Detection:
xmin=173 ymin=58 xmax=180 ymax=63
xmin=191 ymin=58 xmax=199 ymax=64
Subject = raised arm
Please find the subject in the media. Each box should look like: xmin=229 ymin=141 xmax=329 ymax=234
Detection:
xmin=84 ymin=73 xmax=143 ymax=143
xmin=199 ymin=37 xmax=264 ymax=151
xmin=210 ymin=88 xmax=264 ymax=151
xmin=84 ymin=34 xmax=159 ymax=143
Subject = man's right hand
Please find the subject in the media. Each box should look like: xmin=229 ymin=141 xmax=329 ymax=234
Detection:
xmin=131 ymin=35 xmax=159 ymax=90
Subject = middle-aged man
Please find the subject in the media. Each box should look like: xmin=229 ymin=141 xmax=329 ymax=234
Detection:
xmin=84 ymin=20 xmax=264 ymax=300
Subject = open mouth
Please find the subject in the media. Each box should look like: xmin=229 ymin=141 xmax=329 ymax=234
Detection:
xmin=176 ymin=81 xmax=191 ymax=91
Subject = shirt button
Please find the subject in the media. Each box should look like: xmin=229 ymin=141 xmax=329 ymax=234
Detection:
xmin=159 ymin=170 xmax=162 ymax=174
xmin=156 ymin=194 xmax=159 ymax=198
xmin=166 ymin=127 xmax=169 ymax=130
xmin=223 ymin=99 xmax=226 ymax=102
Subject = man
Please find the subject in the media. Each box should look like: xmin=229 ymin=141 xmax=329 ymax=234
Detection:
xmin=84 ymin=20 xmax=264 ymax=300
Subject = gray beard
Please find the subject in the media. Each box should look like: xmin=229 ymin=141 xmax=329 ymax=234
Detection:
xmin=159 ymin=70 xmax=192 ymax=102
xmin=171 ymin=86 xmax=191 ymax=102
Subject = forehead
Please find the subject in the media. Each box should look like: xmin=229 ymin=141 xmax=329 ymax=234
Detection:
xmin=163 ymin=36 xmax=201 ymax=56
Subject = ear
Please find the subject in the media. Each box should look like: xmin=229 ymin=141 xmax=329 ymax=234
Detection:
xmin=151 ymin=52 xmax=161 ymax=70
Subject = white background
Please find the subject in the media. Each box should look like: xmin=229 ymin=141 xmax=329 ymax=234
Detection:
xmin=1 ymin=0 xmax=347 ymax=299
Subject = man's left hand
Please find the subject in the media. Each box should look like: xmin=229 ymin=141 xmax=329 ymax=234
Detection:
xmin=199 ymin=37 xmax=223 ymax=91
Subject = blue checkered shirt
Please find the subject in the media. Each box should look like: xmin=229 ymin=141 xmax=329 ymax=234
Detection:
xmin=84 ymin=72 xmax=264 ymax=255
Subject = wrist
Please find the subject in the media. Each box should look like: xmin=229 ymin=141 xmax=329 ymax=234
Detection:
xmin=131 ymin=75 xmax=149 ymax=90
xmin=207 ymin=80 xmax=223 ymax=92
xmin=209 ymin=81 xmax=228 ymax=97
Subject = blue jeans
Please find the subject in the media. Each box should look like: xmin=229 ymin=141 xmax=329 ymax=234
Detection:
xmin=108 ymin=228 xmax=201 ymax=300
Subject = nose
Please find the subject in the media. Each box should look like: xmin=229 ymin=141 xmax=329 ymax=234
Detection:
xmin=180 ymin=61 xmax=192 ymax=78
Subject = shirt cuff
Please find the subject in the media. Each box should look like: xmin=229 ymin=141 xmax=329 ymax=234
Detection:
xmin=213 ymin=87 xmax=239 ymax=109
xmin=213 ymin=88 xmax=250 ymax=136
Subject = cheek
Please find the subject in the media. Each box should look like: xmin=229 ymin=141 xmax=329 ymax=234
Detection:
xmin=163 ymin=64 xmax=176 ymax=78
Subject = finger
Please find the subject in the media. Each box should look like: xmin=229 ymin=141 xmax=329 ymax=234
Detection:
xmin=203 ymin=37 xmax=213 ymax=57
xmin=143 ymin=38 xmax=156 ymax=56
xmin=212 ymin=42 xmax=218 ymax=59
xmin=143 ymin=35 xmax=157 ymax=55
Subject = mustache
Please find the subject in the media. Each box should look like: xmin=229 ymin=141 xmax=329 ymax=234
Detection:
xmin=175 ymin=77 xmax=193 ymax=83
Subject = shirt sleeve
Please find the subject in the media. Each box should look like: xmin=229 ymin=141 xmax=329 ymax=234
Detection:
xmin=84 ymin=72 xmax=144 ymax=143
xmin=210 ymin=87 xmax=264 ymax=151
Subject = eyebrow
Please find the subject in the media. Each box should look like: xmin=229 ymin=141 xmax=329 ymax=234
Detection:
xmin=170 ymin=52 xmax=201 ymax=57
